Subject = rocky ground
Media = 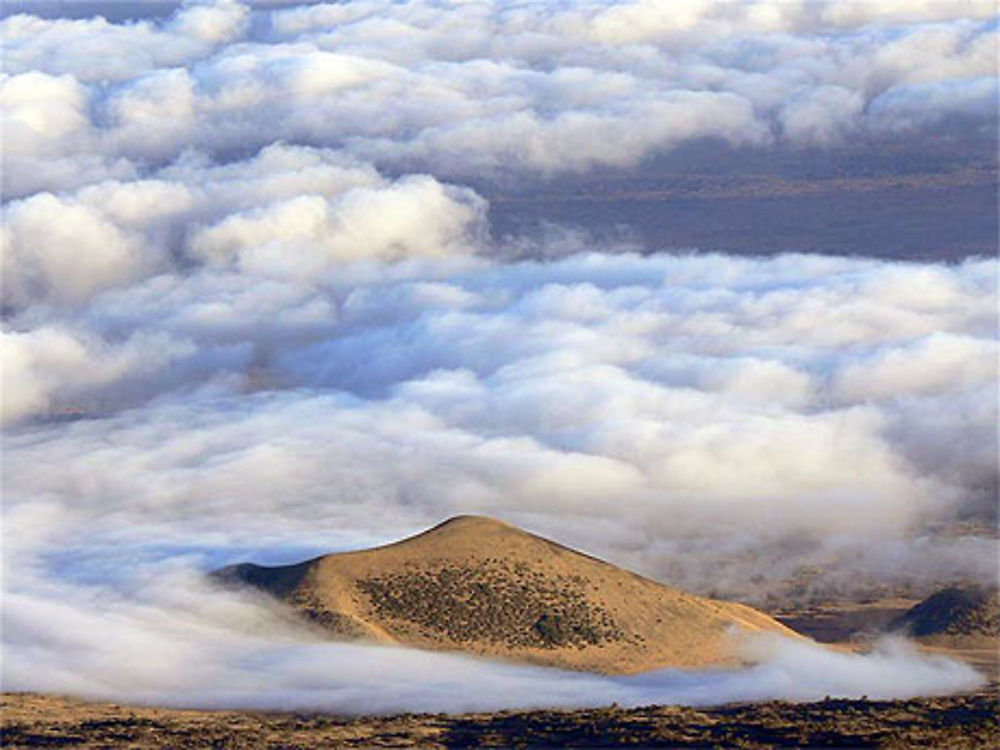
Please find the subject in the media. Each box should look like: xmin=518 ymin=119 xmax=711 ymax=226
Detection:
xmin=3 ymin=689 xmax=997 ymax=749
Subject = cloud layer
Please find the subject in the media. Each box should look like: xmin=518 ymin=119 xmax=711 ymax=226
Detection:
xmin=2 ymin=0 xmax=997 ymax=712
xmin=2 ymin=0 xmax=996 ymax=197
xmin=4 ymin=251 xmax=996 ymax=597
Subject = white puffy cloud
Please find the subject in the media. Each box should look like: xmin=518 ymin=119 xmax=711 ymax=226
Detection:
xmin=0 ymin=71 xmax=92 ymax=154
xmin=780 ymin=85 xmax=864 ymax=145
xmin=108 ymin=67 xmax=199 ymax=158
xmin=189 ymin=175 xmax=486 ymax=270
xmin=2 ymin=253 xmax=994 ymax=580
xmin=1 ymin=192 xmax=157 ymax=308
xmin=1 ymin=0 xmax=995 ymax=194
xmin=834 ymin=333 xmax=998 ymax=403
xmin=1 ymin=144 xmax=484 ymax=309
xmin=0 ymin=326 xmax=202 ymax=424
xmin=869 ymin=77 xmax=999 ymax=134
xmin=168 ymin=0 xmax=249 ymax=44
xmin=820 ymin=0 xmax=997 ymax=29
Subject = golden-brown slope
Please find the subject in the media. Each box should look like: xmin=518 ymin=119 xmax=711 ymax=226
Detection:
xmin=216 ymin=515 xmax=802 ymax=674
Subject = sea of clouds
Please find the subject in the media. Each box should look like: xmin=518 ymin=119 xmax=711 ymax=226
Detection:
xmin=2 ymin=0 xmax=997 ymax=711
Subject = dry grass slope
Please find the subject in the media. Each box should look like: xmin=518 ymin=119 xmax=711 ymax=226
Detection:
xmin=215 ymin=515 xmax=800 ymax=673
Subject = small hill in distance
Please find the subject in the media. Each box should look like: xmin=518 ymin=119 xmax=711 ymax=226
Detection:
xmin=215 ymin=515 xmax=800 ymax=674
xmin=890 ymin=584 xmax=999 ymax=648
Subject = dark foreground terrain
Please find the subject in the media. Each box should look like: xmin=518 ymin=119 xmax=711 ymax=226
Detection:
xmin=3 ymin=689 xmax=997 ymax=749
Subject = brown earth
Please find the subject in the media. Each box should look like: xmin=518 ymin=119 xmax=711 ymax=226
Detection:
xmin=3 ymin=690 xmax=997 ymax=749
xmin=215 ymin=515 xmax=800 ymax=674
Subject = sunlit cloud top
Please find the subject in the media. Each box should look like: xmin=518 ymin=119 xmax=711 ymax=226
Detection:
xmin=3 ymin=0 xmax=996 ymax=197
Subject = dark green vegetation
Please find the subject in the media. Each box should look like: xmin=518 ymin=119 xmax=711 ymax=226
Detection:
xmin=4 ymin=689 xmax=997 ymax=749
xmin=356 ymin=561 xmax=632 ymax=649
xmin=891 ymin=585 xmax=1000 ymax=639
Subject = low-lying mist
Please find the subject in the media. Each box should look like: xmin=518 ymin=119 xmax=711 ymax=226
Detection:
xmin=2 ymin=560 xmax=983 ymax=714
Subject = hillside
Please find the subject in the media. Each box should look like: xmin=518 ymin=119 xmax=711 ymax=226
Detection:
xmin=215 ymin=515 xmax=800 ymax=674
xmin=890 ymin=584 xmax=999 ymax=648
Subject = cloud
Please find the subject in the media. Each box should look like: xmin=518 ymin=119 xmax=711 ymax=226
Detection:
xmin=869 ymin=77 xmax=1000 ymax=134
xmin=779 ymin=85 xmax=864 ymax=145
xmin=0 ymin=144 xmax=484 ymax=309
xmin=168 ymin=0 xmax=249 ymax=44
xmin=834 ymin=332 xmax=998 ymax=403
xmin=0 ymin=71 xmax=92 ymax=153
xmin=1 ymin=0 xmax=995 ymax=195
xmin=0 ymin=326 xmax=200 ymax=423
xmin=189 ymin=175 xmax=486 ymax=269
xmin=2 ymin=250 xmax=995 ymax=600
xmin=1 ymin=192 xmax=159 ymax=308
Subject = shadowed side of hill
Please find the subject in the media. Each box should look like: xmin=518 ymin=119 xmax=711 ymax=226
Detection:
xmin=215 ymin=515 xmax=802 ymax=674
xmin=890 ymin=584 xmax=999 ymax=647
xmin=214 ymin=560 xmax=312 ymax=597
